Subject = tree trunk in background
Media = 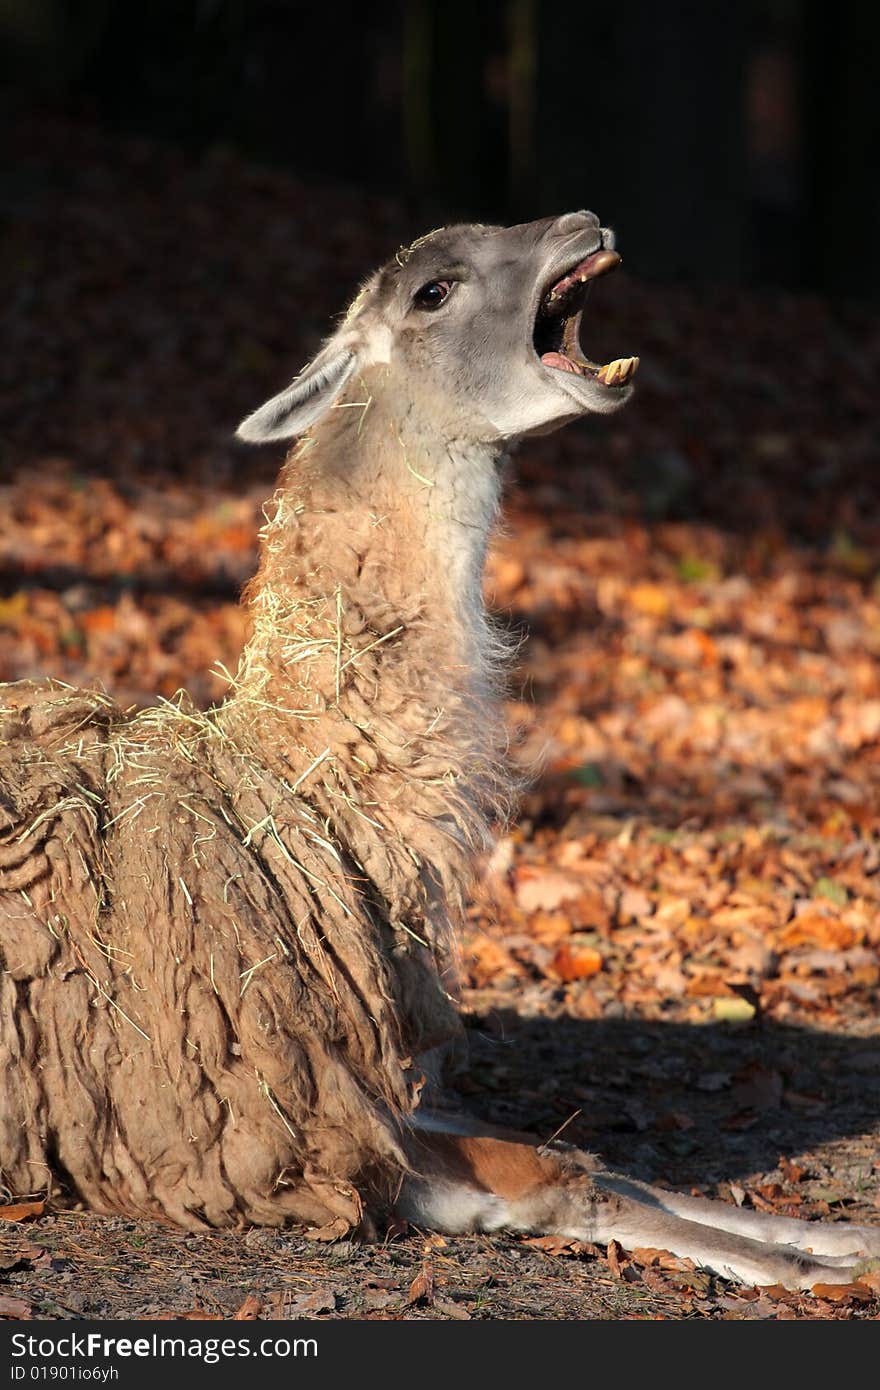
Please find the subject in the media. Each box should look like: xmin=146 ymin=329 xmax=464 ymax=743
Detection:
xmin=402 ymin=0 xmax=507 ymax=219
xmin=507 ymin=0 xmax=538 ymax=213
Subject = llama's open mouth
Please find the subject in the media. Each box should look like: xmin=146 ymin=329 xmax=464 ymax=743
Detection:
xmin=533 ymin=248 xmax=638 ymax=388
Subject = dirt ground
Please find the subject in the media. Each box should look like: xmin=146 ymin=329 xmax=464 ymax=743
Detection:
xmin=1 ymin=118 xmax=880 ymax=1321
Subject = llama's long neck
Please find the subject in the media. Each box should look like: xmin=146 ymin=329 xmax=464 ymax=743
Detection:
xmin=222 ymin=376 xmax=513 ymax=932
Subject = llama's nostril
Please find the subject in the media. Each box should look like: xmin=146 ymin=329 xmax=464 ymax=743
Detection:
xmin=555 ymin=210 xmax=600 ymax=237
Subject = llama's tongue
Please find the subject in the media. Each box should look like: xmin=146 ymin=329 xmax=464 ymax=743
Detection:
xmin=540 ymin=351 xmax=583 ymax=375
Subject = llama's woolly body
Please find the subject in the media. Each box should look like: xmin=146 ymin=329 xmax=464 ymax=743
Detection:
xmin=0 ymin=374 xmax=514 ymax=1228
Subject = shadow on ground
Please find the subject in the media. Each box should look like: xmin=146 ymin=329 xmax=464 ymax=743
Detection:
xmin=453 ymin=1011 xmax=880 ymax=1200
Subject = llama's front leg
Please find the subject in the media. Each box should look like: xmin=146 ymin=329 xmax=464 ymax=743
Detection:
xmin=399 ymin=1131 xmax=877 ymax=1291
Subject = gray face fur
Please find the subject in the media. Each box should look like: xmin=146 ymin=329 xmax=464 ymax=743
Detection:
xmin=237 ymin=211 xmax=637 ymax=446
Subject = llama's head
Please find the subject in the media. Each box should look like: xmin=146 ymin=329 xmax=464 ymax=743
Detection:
xmin=236 ymin=212 xmax=638 ymax=447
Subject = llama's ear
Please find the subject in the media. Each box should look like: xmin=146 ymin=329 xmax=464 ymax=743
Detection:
xmin=235 ymin=343 xmax=358 ymax=443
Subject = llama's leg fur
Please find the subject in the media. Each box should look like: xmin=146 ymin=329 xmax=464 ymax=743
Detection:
xmin=399 ymin=1126 xmax=880 ymax=1290
xmin=593 ymin=1172 xmax=880 ymax=1260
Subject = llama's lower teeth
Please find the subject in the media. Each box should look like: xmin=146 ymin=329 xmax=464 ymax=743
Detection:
xmin=596 ymin=355 xmax=640 ymax=386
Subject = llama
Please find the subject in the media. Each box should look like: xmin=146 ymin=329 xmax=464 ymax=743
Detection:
xmin=1 ymin=211 xmax=877 ymax=1288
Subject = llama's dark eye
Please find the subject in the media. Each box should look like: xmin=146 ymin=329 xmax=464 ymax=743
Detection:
xmin=413 ymin=279 xmax=453 ymax=310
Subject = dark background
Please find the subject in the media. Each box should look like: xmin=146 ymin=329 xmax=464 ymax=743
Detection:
xmin=2 ymin=0 xmax=879 ymax=295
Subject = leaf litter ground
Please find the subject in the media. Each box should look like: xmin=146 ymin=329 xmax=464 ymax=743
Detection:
xmin=1 ymin=117 xmax=880 ymax=1320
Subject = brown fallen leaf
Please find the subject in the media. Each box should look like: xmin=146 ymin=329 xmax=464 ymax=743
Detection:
xmin=466 ymin=935 xmax=521 ymax=986
xmin=550 ymin=943 xmax=603 ymax=982
xmin=407 ymin=1260 xmax=435 ymax=1306
xmin=290 ymin=1289 xmax=336 ymax=1316
xmin=434 ymin=1299 xmax=471 ymax=1319
xmin=304 ymin=1217 xmax=350 ymax=1242
xmin=639 ymin=1266 xmax=677 ymax=1294
xmin=778 ymin=916 xmax=857 ymax=951
xmin=629 ymin=582 xmax=671 ymax=618
xmin=779 ymin=1157 xmax=806 ymax=1184
xmin=0 ymin=1294 xmax=32 ymax=1319
xmin=809 ymin=1282 xmax=874 ymax=1303
xmin=514 ymin=868 xmax=582 ymax=913
xmin=617 ymin=886 xmax=652 ymax=922
xmin=18 ymin=1244 xmax=47 ymax=1262
xmin=725 ymin=1293 xmax=793 ymax=1319
xmin=606 ymin=1239 xmax=627 ymax=1280
xmin=530 ymin=910 xmax=574 ymax=946
xmin=631 ymin=1247 xmax=698 ymax=1273
xmin=265 ymin=1291 xmax=286 ymax=1319
xmin=757 ymin=1284 xmax=798 ymax=1303
xmin=233 ymin=1293 xmax=262 ymax=1320
xmin=0 ymin=1200 xmax=45 ymax=1223
xmin=362 ymin=1289 xmax=398 ymax=1313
